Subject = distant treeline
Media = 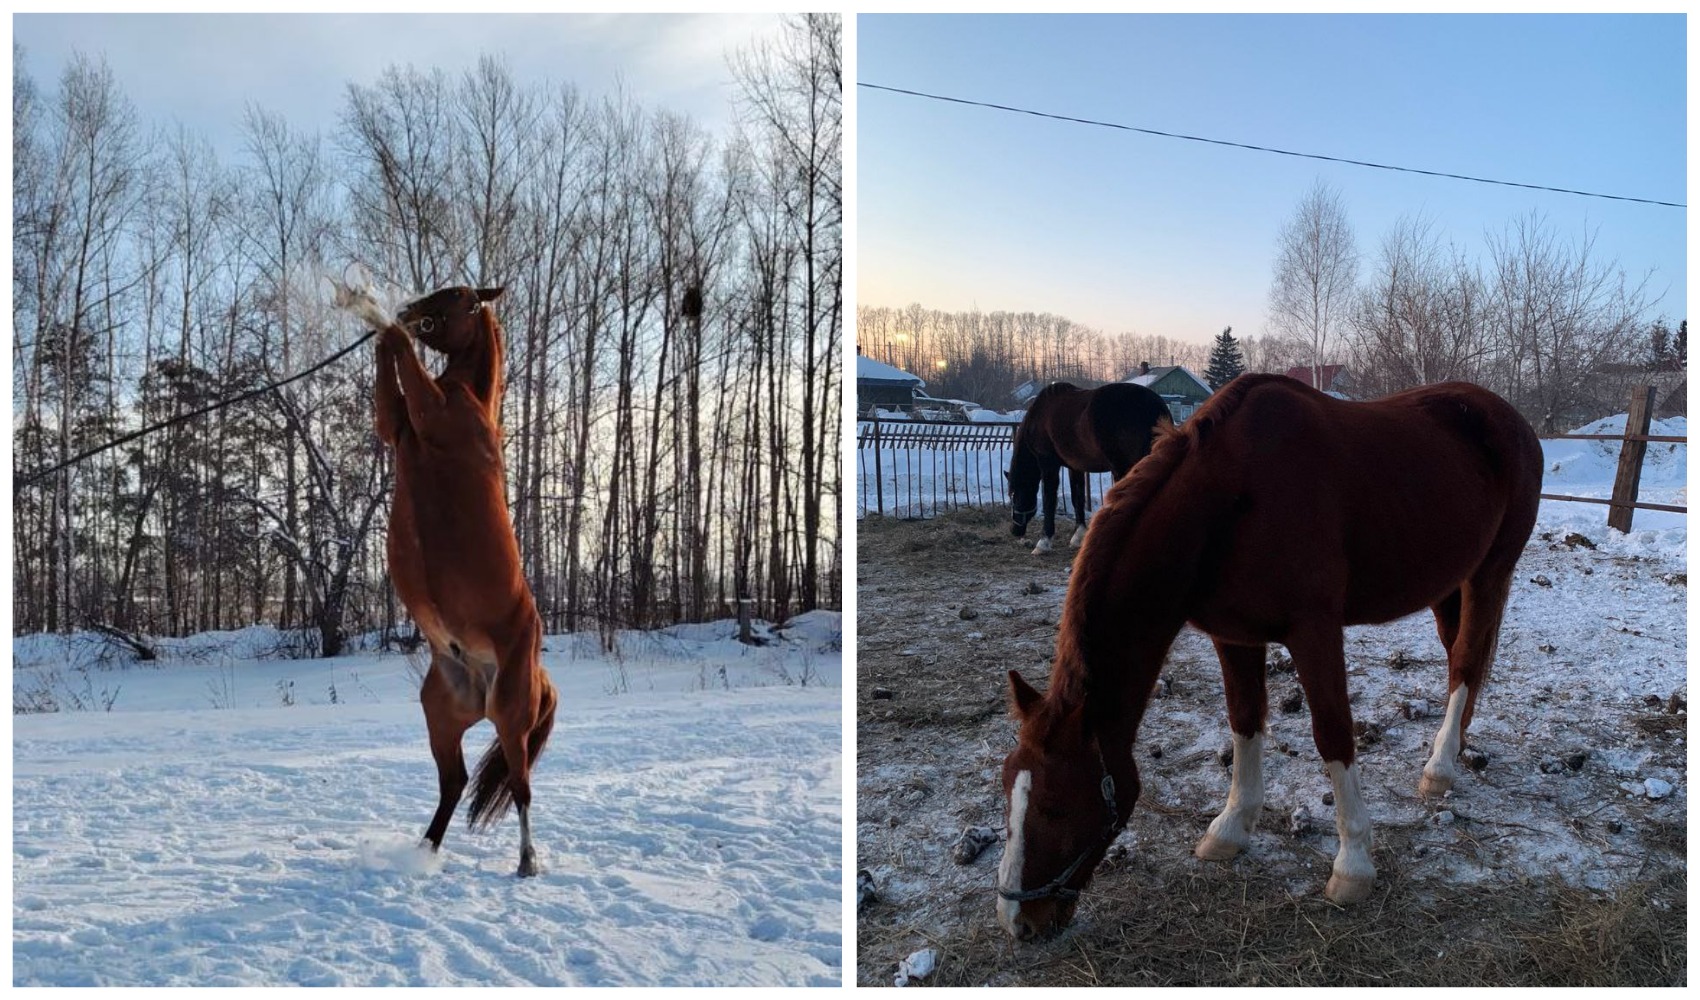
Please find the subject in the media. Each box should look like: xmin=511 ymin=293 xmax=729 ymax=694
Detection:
xmin=860 ymin=199 xmax=1682 ymax=430
xmin=13 ymin=15 xmax=842 ymax=653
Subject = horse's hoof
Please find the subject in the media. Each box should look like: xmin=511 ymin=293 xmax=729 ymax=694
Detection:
xmin=1032 ymin=538 xmax=1053 ymax=555
xmin=1325 ymin=872 xmax=1375 ymax=905
xmin=1194 ymin=833 xmax=1244 ymax=862
xmin=1418 ymin=772 xmax=1453 ymax=799
xmin=1069 ymin=528 xmax=1085 ymax=547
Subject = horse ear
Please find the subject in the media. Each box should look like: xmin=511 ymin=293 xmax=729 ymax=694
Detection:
xmin=1008 ymin=670 xmax=1042 ymax=719
xmin=476 ymin=287 xmax=505 ymax=302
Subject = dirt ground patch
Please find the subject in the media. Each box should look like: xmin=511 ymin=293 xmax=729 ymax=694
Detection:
xmin=856 ymin=506 xmax=1686 ymax=987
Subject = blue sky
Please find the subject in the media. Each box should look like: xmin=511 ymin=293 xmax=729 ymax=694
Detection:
xmin=14 ymin=13 xmax=784 ymax=161
xmin=858 ymin=14 xmax=1686 ymax=347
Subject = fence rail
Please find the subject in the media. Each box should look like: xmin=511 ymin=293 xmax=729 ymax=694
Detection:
xmin=855 ymin=418 xmax=1116 ymax=519
xmin=1535 ymin=385 xmax=1684 ymax=532
xmin=858 ymin=386 xmax=1684 ymax=531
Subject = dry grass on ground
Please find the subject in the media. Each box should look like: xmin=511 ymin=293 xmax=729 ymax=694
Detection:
xmin=856 ymin=506 xmax=1686 ymax=987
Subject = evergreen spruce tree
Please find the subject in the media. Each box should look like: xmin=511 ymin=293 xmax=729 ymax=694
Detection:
xmin=1204 ymin=326 xmax=1246 ymax=391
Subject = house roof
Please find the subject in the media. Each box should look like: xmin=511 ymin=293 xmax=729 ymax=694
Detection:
xmin=1284 ymin=364 xmax=1348 ymax=391
xmin=1125 ymin=365 xmax=1212 ymax=397
xmin=856 ymin=354 xmax=923 ymax=386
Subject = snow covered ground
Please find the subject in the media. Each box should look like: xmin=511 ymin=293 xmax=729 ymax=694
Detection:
xmin=13 ymin=614 xmax=843 ymax=987
xmin=856 ymin=413 xmax=1686 ymax=984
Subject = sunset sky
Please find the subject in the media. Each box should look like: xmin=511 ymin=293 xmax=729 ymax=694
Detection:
xmin=858 ymin=14 xmax=1685 ymax=348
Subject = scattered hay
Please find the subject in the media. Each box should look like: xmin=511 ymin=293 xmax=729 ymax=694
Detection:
xmin=860 ymin=860 xmax=1685 ymax=987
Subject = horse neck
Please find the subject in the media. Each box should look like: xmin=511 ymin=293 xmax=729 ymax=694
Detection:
xmin=440 ymin=313 xmax=504 ymax=421
xmin=1045 ymin=436 xmax=1221 ymax=752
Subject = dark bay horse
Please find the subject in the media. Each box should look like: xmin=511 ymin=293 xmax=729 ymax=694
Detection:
xmin=1007 ymin=382 xmax=1171 ymax=554
xmin=338 ymin=282 xmax=558 ymax=877
xmin=996 ymin=374 xmax=1541 ymax=939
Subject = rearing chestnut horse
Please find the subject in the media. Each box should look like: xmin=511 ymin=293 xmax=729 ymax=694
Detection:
xmin=339 ymin=282 xmax=558 ymax=877
xmin=1007 ymin=382 xmax=1171 ymax=554
xmin=997 ymin=374 xmax=1541 ymax=940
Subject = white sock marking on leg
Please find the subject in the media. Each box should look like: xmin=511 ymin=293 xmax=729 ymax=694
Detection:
xmin=1423 ymin=684 xmax=1470 ymax=787
xmin=1325 ymin=761 xmax=1375 ymax=882
xmin=1205 ymin=731 xmax=1265 ymax=846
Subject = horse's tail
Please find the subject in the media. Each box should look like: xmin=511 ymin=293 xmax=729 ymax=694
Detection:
xmin=466 ymin=679 xmax=558 ymax=831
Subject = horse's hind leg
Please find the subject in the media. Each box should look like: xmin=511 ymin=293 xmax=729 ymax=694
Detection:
xmin=1196 ymin=640 xmax=1268 ymax=861
xmin=1289 ymin=623 xmax=1376 ymax=905
xmin=1421 ymin=572 xmax=1512 ymax=798
xmin=420 ymin=655 xmax=478 ymax=851
xmin=1067 ymin=468 xmax=1089 ymax=547
xmin=495 ymin=631 xmax=551 ymax=878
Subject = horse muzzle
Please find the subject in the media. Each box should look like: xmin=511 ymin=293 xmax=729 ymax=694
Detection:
xmin=998 ymin=895 xmax=1078 ymax=941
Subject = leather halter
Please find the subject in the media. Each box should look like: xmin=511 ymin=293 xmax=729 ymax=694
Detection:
xmin=997 ymin=748 xmax=1125 ymax=904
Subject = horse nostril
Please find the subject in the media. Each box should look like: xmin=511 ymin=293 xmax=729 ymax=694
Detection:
xmin=1014 ymin=918 xmax=1036 ymax=942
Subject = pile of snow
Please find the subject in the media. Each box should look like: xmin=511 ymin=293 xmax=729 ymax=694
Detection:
xmin=1542 ymin=414 xmax=1685 ymax=489
xmin=13 ymin=614 xmax=842 ymax=987
xmin=1540 ymin=413 xmax=1686 ymax=543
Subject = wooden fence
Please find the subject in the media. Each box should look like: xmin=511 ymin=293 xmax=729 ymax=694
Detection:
xmin=1537 ymin=385 xmax=1685 ymax=533
xmin=858 ymin=386 xmax=1685 ymax=530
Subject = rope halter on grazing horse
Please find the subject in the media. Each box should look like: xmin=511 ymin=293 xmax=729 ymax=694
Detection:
xmin=997 ymin=743 xmax=1126 ymax=903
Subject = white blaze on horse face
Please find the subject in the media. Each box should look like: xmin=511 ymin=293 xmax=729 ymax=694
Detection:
xmin=1422 ymin=684 xmax=1470 ymax=792
xmin=1325 ymin=760 xmax=1376 ymax=887
xmin=996 ymin=769 xmax=1033 ymax=933
xmin=1202 ymin=731 xmax=1264 ymax=854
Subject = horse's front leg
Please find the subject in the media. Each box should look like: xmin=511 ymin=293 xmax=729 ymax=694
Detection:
xmin=1290 ymin=623 xmax=1376 ymax=905
xmin=1067 ymin=468 xmax=1090 ymax=547
xmin=1033 ymin=465 xmax=1060 ymax=554
xmin=1197 ymin=641 xmax=1268 ymax=860
xmin=374 ymin=336 xmax=407 ymax=446
xmin=382 ymin=325 xmax=446 ymax=434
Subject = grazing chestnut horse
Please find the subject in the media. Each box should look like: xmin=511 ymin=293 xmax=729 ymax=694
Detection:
xmin=1007 ymin=382 xmax=1172 ymax=554
xmin=339 ymin=282 xmax=558 ymax=877
xmin=997 ymin=374 xmax=1541 ymax=939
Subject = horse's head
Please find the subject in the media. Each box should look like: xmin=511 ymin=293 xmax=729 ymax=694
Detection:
xmin=997 ymin=670 xmax=1136 ymax=941
xmin=1006 ymin=436 xmax=1040 ymax=537
xmin=398 ymin=286 xmax=504 ymax=354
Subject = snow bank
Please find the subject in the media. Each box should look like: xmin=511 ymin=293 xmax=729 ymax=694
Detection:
xmin=13 ymin=614 xmax=844 ymax=986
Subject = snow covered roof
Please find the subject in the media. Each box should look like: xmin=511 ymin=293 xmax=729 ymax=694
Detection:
xmin=856 ymin=354 xmax=923 ymax=386
xmin=1126 ymin=365 xmax=1212 ymax=397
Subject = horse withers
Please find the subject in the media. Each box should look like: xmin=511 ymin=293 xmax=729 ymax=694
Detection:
xmin=341 ymin=282 xmax=559 ymax=878
xmin=1007 ymin=382 xmax=1171 ymax=554
xmin=996 ymin=374 xmax=1542 ymax=940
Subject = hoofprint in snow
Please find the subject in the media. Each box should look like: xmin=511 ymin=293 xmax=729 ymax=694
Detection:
xmin=13 ymin=614 xmax=842 ymax=987
xmin=856 ymin=419 xmax=1685 ymax=983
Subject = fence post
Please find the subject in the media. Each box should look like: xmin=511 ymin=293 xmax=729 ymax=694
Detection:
xmin=872 ymin=419 xmax=885 ymax=517
xmin=1607 ymin=385 xmax=1656 ymax=533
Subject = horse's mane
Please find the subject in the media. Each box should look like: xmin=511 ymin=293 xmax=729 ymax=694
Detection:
xmin=1052 ymin=373 xmax=1276 ymax=709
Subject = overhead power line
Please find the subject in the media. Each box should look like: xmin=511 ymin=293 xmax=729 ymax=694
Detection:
xmin=17 ymin=329 xmax=377 ymax=489
xmin=860 ymin=82 xmax=1684 ymax=210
